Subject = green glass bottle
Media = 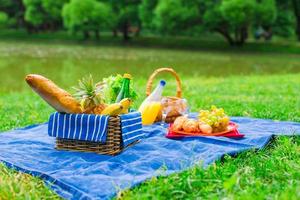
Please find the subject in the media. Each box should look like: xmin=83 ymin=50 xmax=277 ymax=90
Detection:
xmin=116 ymin=73 xmax=132 ymax=103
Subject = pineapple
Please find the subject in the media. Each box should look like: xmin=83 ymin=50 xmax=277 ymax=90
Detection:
xmin=73 ymin=75 xmax=106 ymax=114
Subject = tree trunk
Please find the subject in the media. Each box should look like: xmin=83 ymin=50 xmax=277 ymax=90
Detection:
xmin=113 ymin=29 xmax=118 ymax=37
xmin=135 ymin=22 xmax=141 ymax=37
xmin=296 ymin=20 xmax=300 ymax=40
xmin=83 ymin=31 xmax=90 ymax=40
xmin=237 ymin=26 xmax=248 ymax=45
xmin=25 ymin=24 xmax=32 ymax=34
xmin=122 ymin=22 xmax=130 ymax=41
xmin=215 ymin=28 xmax=234 ymax=46
xmin=234 ymin=28 xmax=239 ymax=44
xmin=95 ymin=30 xmax=100 ymax=40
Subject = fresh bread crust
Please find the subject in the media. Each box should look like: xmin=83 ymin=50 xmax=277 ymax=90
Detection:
xmin=25 ymin=74 xmax=82 ymax=113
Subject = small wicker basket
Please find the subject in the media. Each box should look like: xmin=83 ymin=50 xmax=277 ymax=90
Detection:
xmin=55 ymin=115 xmax=140 ymax=156
xmin=146 ymin=68 xmax=185 ymax=123
xmin=55 ymin=116 xmax=121 ymax=155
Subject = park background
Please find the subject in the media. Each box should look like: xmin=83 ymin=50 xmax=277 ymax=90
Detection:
xmin=0 ymin=0 xmax=300 ymax=199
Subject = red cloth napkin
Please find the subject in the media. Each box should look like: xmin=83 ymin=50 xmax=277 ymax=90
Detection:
xmin=166 ymin=123 xmax=244 ymax=139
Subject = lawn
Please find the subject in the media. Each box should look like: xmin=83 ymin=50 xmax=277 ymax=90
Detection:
xmin=0 ymin=37 xmax=299 ymax=199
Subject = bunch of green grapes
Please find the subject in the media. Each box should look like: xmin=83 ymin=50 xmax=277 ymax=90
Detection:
xmin=198 ymin=105 xmax=230 ymax=132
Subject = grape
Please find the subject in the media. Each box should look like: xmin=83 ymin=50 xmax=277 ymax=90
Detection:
xmin=214 ymin=122 xmax=220 ymax=127
xmin=198 ymin=105 xmax=230 ymax=133
xmin=210 ymin=116 xmax=218 ymax=123
xmin=222 ymin=116 xmax=230 ymax=124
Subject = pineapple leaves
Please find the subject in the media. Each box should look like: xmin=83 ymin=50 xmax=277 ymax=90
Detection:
xmin=72 ymin=75 xmax=104 ymax=111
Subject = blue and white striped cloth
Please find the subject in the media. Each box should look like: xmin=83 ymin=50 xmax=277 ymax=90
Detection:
xmin=120 ymin=112 xmax=144 ymax=147
xmin=48 ymin=112 xmax=110 ymax=143
xmin=48 ymin=111 xmax=144 ymax=146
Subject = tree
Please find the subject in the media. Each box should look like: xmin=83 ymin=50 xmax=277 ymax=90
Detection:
xmin=23 ymin=0 xmax=68 ymax=32
xmin=110 ymin=0 xmax=141 ymax=40
xmin=62 ymin=0 xmax=113 ymax=39
xmin=0 ymin=11 xmax=8 ymax=27
xmin=23 ymin=0 xmax=46 ymax=27
xmin=292 ymin=0 xmax=300 ymax=40
xmin=153 ymin=0 xmax=200 ymax=35
xmin=202 ymin=0 xmax=277 ymax=45
xmin=138 ymin=0 xmax=158 ymax=31
xmin=41 ymin=0 xmax=68 ymax=29
xmin=0 ymin=0 xmax=25 ymax=28
xmin=273 ymin=0 xmax=296 ymax=38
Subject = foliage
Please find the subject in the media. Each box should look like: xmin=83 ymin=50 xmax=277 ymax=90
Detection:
xmin=138 ymin=0 xmax=158 ymax=30
xmin=62 ymin=0 xmax=113 ymax=39
xmin=110 ymin=0 xmax=141 ymax=40
xmin=23 ymin=0 xmax=45 ymax=26
xmin=41 ymin=0 xmax=66 ymax=20
xmin=153 ymin=0 xmax=200 ymax=35
xmin=0 ymin=0 xmax=299 ymax=43
xmin=220 ymin=0 xmax=256 ymax=28
xmin=202 ymin=0 xmax=277 ymax=45
xmin=255 ymin=0 xmax=277 ymax=26
xmin=0 ymin=11 xmax=8 ymax=27
xmin=273 ymin=9 xmax=296 ymax=37
xmin=0 ymin=0 xmax=24 ymax=28
xmin=23 ymin=0 xmax=67 ymax=30
xmin=291 ymin=0 xmax=300 ymax=40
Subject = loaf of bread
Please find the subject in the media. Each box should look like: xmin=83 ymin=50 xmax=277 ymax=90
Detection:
xmin=25 ymin=74 xmax=82 ymax=114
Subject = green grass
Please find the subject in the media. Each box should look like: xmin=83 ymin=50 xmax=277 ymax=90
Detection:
xmin=0 ymin=163 xmax=59 ymax=199
xmin=0 ymin=36 xmax=300 ymax=199
xmin=1 ymin=74 xmax=300 ymax=199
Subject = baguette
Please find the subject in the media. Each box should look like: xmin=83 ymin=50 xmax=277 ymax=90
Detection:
xmin=25 ymin=74 xmax=82 ymax=114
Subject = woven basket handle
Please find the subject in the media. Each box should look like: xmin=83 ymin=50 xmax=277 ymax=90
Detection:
xmin=146 ymin=68 xmax=182 ymax=98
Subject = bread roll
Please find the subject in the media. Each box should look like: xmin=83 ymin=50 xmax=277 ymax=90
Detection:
xmin=25 ymin=74 xmax=82 ymax=113
xmin=173 ymin=116 xmax=188 ymax=131
xmin=182 ymin=119 xmax=199 ymax=133
xmin=199 ymin=123 xmax=213 ymax=134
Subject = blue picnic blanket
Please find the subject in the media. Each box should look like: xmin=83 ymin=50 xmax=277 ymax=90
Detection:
xmin=0 ymin=116 xmax=300 ymax=200
xmin=119 ymin=112 xmax=143 ymax=146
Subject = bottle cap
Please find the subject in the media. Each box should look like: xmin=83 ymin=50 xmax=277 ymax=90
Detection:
xmin=123 ymin=73 xmax=132 ymax=79
xmin=160 ymin=80 xmax=166 ymax=86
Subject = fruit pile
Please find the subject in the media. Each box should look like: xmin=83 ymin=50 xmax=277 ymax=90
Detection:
xmin=172 ymin=106 xmax=230 ymax=134
xmin=73 ymin=74 xmax=134 ymax=116
xmin=198 ymin=105 xmax=230 ymax=133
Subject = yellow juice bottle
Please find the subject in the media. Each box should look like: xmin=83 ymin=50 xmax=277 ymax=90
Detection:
xmin=140 ymin=102 xmax=162 ymax=125
xmin=138 ymin=80 xmax=166 ymax=125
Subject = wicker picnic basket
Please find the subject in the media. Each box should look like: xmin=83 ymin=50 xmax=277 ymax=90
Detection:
xmin=56 ymin=116 xmax=122 ymax=156
xmin=54 ymin=112 xmax=142 ymax=156
xmin=146 ymin=67 xmax=185 ymax=123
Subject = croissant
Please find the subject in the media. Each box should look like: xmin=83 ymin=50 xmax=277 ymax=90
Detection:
xmin=25 ymin=74 xmax=82 ymax=114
